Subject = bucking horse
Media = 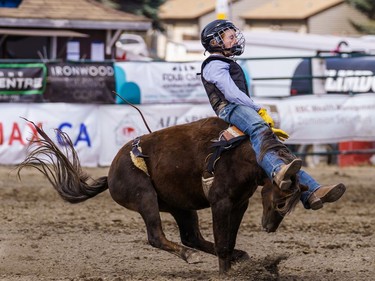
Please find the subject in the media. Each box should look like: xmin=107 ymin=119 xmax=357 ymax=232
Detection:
xmin=17 ymin=117 xmax=303 ymax=275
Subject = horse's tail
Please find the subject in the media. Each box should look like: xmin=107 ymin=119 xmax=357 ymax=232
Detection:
xmin=17 ymin=119 xmax=108 ymax=204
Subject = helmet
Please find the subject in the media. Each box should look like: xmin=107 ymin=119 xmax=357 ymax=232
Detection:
xmin=201 ymin=20 xmax=245 ymax=56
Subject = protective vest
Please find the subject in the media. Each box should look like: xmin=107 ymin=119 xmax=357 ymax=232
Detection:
xmin=201 ymin=56 xmax=249 ymax=114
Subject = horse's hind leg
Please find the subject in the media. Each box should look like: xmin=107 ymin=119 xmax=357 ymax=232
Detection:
xmin=170 ymin=209 xmax=216 ymax=255
xmin=112 ymin=172 xmax=201 ymax=264
xmin=170 ymin=209 xmax=249 ymax=262
xmin=137 ymin=191 xmax=201 ymax=264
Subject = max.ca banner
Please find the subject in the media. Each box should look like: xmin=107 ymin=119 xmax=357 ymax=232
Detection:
xmin=45 ymin=62 xmax=116 ymax=103
xmin=0 ymin=63 xmax=46 ymax=102
xmin=114 ymin=61 xmax=208 ymax=104
xmin=0 ymin=94 xmax=374 ymax=167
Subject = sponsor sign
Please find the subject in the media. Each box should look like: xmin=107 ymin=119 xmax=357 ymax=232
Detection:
xmin=45 ymin=62 xmax=116 ymax=103
xmin=1 ymin=95 xmax=374 ymax=167
xmin=291 ymin=57 xmax=375 ymax=95
xmin=0 ymin=63 xmax=46 ymax=102
xmin=0 ymin=104 xmax=100 ymax=166
xmin=114 ymin=61 xmax=208 ymax=104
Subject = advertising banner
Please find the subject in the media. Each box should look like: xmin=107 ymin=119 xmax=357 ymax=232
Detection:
xmin=1 ymin=94 xmax=374 ymax=166
xmin=45 ymin=62 xmax=116 ymax=103
xmin=98 ymin=104 xmax=215 ymax=165
xmin=291 ymin=57 xmax=375 ymax=95
xmin=114 ymin=61 xmax=208 ymax=104
xmin=0 ymin=104 xmax=100 ymax=166
xmin=257 ymin=94 xmax=375 ymax=144
xmin=0 ymin=63 xmax=46 ymax=102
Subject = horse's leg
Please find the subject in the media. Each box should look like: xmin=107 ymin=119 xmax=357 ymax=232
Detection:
xmin=170 ymin=209 xmax=216 ymax=255
xmin=170 ymin=208 xmax=248 ymax=262
xmin=109 ymin=171 xmax=200 ymax=264
xmin=211 ymin=198 xmax=249 ymax=274
xmin=226 ymin=200 xmax=250 ymax=263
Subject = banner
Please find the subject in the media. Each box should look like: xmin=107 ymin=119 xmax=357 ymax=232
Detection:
xmin=0 ymin=104 xmax=100 ymax=166
xmin=257 ymin=94 xmax=375 ymax=144
xmin=291 ymin=57 xmax=375 ymax=95
xmin=98 ymin=104 xmax=215 ymax=165
xmin=0 ymin=63 xmax=46 ymax=102
xmin=1 ymin=94 xmax=374 ymax=166
xmin=114 ymin=61 xmax=208 ymax=104
xmin=45 ymin=62 xmax=116 ymax=103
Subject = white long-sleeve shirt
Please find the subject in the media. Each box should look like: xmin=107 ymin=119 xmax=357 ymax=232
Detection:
xmin=202 ymin=56 xmax=261 ymax=112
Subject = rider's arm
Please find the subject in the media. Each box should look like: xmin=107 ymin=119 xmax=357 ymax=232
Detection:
xmin=202 ymin=59 xmax=261 ymax=112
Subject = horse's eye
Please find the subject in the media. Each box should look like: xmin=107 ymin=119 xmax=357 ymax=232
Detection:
xmin=276 ymin=202 xmax=285 ymax=210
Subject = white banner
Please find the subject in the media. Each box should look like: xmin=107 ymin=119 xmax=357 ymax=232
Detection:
xmin=114 ymin=61 xmax=208 ymax=104
xmin=0 ymin=104 xmax=100 ymax=167
xmin=98 ymin=104 xmax=215 ymax=165
xmin=0 ymin=94 xmax=374 ymax=166
xmin=257 ymin=94 xmax=375 ymax=144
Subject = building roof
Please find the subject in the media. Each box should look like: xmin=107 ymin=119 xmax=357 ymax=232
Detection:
xmin=0 ymin=0 xmax=151 ymax=30
xmin=241 ymin=0 xmax=344 ymax=20
xmin=159 ymin=0 xmax=217 ymax=20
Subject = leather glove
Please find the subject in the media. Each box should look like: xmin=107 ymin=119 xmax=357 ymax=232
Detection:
xmin=257 ymin=108 xmax=274 ymax=127
xmin=271 ymin=127 xmax=289 ymax=141
xmin=258 ymin=108 xmax=289 ymax=141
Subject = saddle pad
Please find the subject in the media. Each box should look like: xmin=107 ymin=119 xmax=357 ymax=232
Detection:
xmin=222 ymin=125 xmax=245 ymax=141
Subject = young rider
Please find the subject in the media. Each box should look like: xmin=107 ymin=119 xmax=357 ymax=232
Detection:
xmin=200 ymin=20 xmax=346 ymax=209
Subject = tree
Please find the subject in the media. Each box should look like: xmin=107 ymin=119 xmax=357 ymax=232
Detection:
xmin=95 ymin=0 xmax=166 ymax=30
xmin=346 ymin=0 xmax=375 ymax=34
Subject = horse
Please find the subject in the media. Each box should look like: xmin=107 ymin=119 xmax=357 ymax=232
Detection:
xmin=17 ymin=117 xmax=302 ymax=275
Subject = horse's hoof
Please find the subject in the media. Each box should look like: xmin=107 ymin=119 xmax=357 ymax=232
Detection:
xmin=185 ymin=250 xmax=202 ymax=264
xmin=231 ymin=250 xmax=250 ymax=263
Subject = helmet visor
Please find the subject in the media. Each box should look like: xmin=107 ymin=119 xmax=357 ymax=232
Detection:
xmin=213 ymin=26 xmax=245 ymax=56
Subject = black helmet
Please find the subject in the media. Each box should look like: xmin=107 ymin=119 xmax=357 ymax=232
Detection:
xmin=201 ymin=20 xmax=245 ymax=56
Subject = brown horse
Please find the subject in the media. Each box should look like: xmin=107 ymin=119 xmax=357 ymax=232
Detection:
xmin=17 ymin=117 xmax=302 ymax=275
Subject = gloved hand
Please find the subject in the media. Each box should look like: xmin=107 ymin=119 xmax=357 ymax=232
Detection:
xmin=271 ymin=127 xmax=289 ymax=141
xmin=258 ymin=108 xmax=274 ymax=127
xmin=258 ymin=108 xmax=289 ymax=141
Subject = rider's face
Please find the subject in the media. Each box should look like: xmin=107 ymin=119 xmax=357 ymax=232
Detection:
xmin=221 ymin=29 xmax=237 ymax=49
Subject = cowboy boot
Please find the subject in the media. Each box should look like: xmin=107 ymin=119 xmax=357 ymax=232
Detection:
xmin=273 ymin=158 xmax=302 ymax=190
xmin=308 ymin=183 xmax=346 ymax=210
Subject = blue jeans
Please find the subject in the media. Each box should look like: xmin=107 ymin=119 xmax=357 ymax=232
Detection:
xmin=218 ymin=103 xmax=320 ymax=209
xmin=299 ymin=170 xmax=320 ymax=209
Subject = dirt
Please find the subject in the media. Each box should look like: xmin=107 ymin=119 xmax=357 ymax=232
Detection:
xmin=0 ymin=164 xmax=374 ymax=281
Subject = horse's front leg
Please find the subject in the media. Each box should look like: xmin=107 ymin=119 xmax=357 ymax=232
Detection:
xmin=227 ymin=200 xmax=250 ymax=263
xmin=211 ymin=197 xmax=248 ymax=274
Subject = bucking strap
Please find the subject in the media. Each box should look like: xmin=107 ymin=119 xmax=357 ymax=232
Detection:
xmin=131 ymin=136 xmax=149 ymax=158
xmin=205 ymin=125 xmax=247 ymax=174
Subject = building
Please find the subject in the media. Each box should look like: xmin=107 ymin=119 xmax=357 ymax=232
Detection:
xmin=157 ymin=0 xmax=369 ymax=61
xmin=0 ymin=0 xmax=151 ymax=60
xmin=241 ymin=0 xmax=367 ymax=34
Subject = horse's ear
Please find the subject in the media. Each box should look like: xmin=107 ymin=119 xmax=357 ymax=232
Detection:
xmin=300 ymin=184 xmax=308 ymax=192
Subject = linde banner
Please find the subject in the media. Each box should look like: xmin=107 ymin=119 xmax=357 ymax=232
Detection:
xmin=291 ymin=57 xmax=375 ymax=95
xmin=0 ymin=63 xmax=46 ymax=102
xmin=0 ymin=94 xmax=374 ymax=166
xmin=45 ymin=62 xmax=116 ymax=103
xmin=114 ymin=61 xmax=208 ymax=104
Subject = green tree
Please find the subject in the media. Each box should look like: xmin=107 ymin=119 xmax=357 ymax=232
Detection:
xmin=346 ymin=0 xmax=375 ymax=34
xmin=95 ymin=0 xmax=166 ymax=30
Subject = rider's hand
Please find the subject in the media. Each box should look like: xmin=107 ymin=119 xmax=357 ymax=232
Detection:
xmin=258 ymin=108 xmax=289 ymax=141
xmin=257 ymin=108 xmax=274 ymax=127
xmin=271 ymin=127 xmax=289 ymax=141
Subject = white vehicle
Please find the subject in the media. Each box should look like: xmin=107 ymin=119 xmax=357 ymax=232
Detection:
xmin=115 ymin=34 xmax=150 ymax=60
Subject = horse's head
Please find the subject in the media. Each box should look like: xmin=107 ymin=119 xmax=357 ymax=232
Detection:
xmin=260 ymin=179 xmax=306 ymax=233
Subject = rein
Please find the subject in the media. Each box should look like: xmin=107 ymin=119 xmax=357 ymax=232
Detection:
xmin=113 ymin=91 xmax=153 ymax=134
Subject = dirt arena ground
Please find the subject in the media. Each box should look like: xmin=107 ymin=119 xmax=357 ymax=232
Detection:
xmin=0 ymin=164 xmax=374 ymax=281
